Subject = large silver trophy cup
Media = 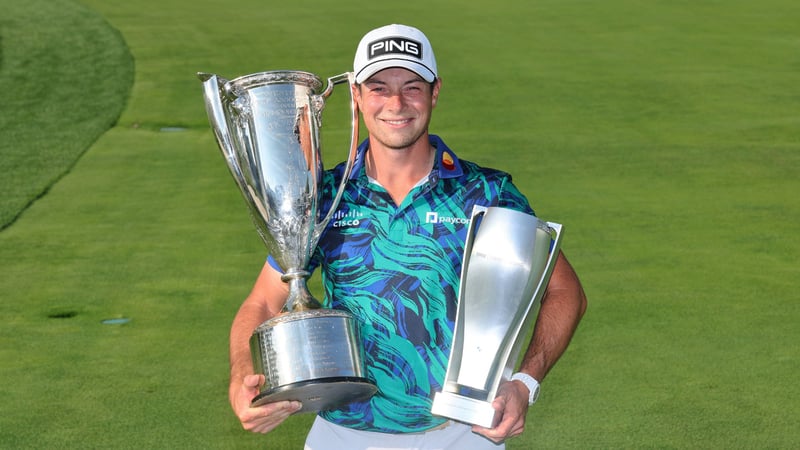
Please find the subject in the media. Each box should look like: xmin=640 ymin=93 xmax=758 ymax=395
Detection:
xmin=199 ymin=70 xmax=376 ymax=412
xmin=431 ymin=206 xmax=563 ymax=427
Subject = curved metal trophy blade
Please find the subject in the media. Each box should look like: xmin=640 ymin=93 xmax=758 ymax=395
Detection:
xmin=199 ymin=70 xmax=375 ymax=413
xmin=312 ymin=72 xmax=358 ymax=247
xmin=431 ymin=206 xmax=563 ymax=427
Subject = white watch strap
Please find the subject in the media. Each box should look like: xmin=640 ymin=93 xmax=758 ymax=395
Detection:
xmin=511 ymin=372 xmax=541 ymax=405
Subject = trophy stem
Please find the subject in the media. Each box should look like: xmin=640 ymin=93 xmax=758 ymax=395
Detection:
xmin=281 ymin=271 xmax=322 ymax=312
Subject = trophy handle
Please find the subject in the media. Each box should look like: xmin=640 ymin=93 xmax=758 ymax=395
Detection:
xmin=309 ymin=72 xmax=360 ymax=247
xmin=197 ymin=72 xmax=252 ymax=202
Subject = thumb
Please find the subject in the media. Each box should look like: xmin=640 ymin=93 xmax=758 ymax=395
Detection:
xmin=242 ymin=374 xmax=265 ymax=390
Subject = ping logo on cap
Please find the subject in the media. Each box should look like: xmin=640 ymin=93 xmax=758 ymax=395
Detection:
xmin=368 ymin=37 xmax=423 ymax=60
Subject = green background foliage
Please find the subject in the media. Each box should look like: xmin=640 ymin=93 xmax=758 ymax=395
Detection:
xmin=1 ymin=0 xmax=797 ymax=448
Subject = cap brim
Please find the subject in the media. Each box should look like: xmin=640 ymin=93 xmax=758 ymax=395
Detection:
xmin=355 ymin=59 xmax=436 ymax=83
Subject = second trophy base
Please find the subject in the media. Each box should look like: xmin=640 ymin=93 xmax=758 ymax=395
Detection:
xmin=252 ymin=377 xmax=377 ymax=413
xmin=431 ymin=391 xmax=499 ymax=428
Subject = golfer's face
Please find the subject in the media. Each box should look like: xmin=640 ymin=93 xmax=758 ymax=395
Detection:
xmin=355 ymin=68 xmax=439 ymax=151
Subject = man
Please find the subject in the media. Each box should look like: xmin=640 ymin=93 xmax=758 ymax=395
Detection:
xmin=229 ymin=24 xmax=587 ymax=449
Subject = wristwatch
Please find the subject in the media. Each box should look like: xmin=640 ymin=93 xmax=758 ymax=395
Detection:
xmin=511 ymin=372 xmax=541 ymax=406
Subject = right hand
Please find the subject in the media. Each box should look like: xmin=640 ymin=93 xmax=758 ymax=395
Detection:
xmin=231 ymin=374 xmax=302 ymax=433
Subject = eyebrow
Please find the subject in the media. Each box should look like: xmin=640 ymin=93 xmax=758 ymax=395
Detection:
xmin=363 ymin=77 xmax=426 ymax=86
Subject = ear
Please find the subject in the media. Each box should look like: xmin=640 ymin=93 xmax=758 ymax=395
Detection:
xmin=351 ymin=83 xmax=363 ymax=107
xmin=431 ymin=78 xmax=442 ymax=108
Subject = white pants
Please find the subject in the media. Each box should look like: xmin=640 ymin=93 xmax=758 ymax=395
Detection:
xmin=304 ymin=416 xmax=505 ymax=450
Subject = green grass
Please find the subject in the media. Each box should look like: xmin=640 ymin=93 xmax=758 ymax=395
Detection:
xmin=0 ymin=0 xmax=133 ymax=229
xmin=1 ymin=0 xmax=798 ymax=448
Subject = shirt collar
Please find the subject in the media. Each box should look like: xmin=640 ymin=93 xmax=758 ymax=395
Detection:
xmin=349 ymin=134 xmax=464 ymax=181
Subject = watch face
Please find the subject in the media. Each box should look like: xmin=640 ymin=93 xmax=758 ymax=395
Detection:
xmin=530 ymin=385 xmax=540 ymax=404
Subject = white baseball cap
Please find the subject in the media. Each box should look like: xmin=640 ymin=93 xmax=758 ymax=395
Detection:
xmin=353 ymin=24 xmax=438 ymax=84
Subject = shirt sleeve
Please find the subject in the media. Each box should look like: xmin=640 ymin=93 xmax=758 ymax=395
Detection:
xmin=497 ymin=174 xmax=537 ymax=216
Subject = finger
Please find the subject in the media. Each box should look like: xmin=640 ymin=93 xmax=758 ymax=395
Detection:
xmin=472 ymin=427 xmax=506 ymax=445
xmin=471 ymin=415 xmax=508 ymax=442
xmin=241 ymin=400 xmax=302 ymax=433
xmin=471 ymin=396 xmax=525 ymax=442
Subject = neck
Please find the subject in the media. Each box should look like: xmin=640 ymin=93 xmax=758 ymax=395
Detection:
xmin=365 ymin=135 xmax=435 ymax=204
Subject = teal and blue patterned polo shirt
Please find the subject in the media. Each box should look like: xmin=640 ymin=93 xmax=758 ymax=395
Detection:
xmin=280 ymin=135 xmax=535 ymax=433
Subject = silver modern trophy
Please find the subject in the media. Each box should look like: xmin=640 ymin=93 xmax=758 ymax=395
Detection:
xmin=431 ymin=206 xmax=563 ymax=427
xmin=199 ymin=70 xmax=376 ymax=413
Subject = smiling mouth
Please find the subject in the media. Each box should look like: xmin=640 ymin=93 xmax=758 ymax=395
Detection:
xmin=382 ymin=118 xmax=412 ymax=126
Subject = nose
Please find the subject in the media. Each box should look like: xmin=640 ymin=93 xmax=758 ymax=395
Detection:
xmin=385 ymin=91 xmax=405 ymax=111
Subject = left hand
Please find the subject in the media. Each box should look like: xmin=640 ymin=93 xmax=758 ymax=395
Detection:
xmin=471 ymin=379 xmax=530 ymax=443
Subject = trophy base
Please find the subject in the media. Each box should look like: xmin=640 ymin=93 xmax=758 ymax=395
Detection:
xmin=431 ymin=391 xmax=499 ymax=428
xmin=251 ymin=376 xmax=377 ymax=413
xmin=250 ymin=309 xmax=376 ymax=414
